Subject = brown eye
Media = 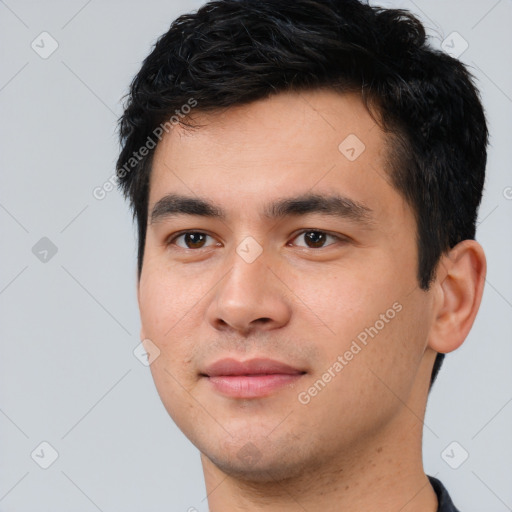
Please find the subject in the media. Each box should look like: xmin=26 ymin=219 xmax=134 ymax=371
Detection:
xmin=169 ymin=231 xmax=216 ymax=249
xmin=291 ymin=230 xmax=340 ymax=249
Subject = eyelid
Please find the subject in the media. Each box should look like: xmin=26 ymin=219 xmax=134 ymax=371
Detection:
xmin=289 ymin=229 xmax=348 ymax=248
xmin=166 ymin=228 xmax=349 ymax=250
xmin=166 ymin=230 xmax=219 ymax=249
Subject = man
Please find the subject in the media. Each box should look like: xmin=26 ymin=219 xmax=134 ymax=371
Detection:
xmin=116 ymin=0 xmax=488 ymax=510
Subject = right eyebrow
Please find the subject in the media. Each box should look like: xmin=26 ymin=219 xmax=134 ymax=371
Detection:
xmin=150 ymin=194 xmax=226 ymax=225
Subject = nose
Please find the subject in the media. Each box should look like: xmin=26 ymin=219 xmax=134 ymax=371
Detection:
xmin=205 ymin=247 xmax=292 ymax=335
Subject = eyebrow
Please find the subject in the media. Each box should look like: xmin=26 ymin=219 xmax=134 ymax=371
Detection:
xmin=150 ymin=192 xmax=375 ymax=227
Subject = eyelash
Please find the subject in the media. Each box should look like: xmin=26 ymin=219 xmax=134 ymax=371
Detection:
xmin=165 ymin=229 xmax=347 ymax=250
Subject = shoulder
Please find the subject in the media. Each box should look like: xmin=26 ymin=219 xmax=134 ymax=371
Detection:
xmin=428 ymin=475 xmax=461 ymax=512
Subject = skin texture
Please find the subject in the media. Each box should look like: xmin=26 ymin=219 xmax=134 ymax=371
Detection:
xmin=137 ymin=89 xmax=486 ymax=511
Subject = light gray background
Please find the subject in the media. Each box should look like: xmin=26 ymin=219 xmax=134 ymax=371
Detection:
xmin=1 ymin=0 xmax=511 ymax=510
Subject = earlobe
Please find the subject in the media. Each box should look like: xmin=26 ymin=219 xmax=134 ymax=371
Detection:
xmin=427 ymin=240 xmax=486 ymax=354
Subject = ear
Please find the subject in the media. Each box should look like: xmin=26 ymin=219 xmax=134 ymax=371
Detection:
xmin=428 ymin=240 xmax=486 ymax=354
xmin=136 ymin=272 xmax=146 ymax=341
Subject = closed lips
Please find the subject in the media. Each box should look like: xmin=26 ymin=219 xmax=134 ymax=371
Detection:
xmin=201 ymin=357 xmax=306 ymax=377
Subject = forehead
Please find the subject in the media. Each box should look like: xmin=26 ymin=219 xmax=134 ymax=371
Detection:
xmin=148 ymin=89 xmax=401 ymax=222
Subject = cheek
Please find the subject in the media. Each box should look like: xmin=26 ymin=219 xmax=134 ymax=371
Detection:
xmin=147 ymin=356 xmax=205 ymax=442
xmin=138 ymin=261 xmax=205 ymax=335
xmin=299 ymin=266 xmax=428 ymax=399
xmin=298 ymin=296 xmax=430 ymax=445
xmin=348 ymin=294 xmax=431 ymax=401
xmin=138 ymin=272 xmax=198 ymax=382
xmin=282 ymin=258 xmax=404 ymax=339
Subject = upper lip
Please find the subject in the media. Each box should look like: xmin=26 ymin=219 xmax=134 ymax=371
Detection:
xmin=201 ymin=358 xmax=305 ymax=377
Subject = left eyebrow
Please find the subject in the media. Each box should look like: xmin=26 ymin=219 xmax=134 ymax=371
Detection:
xmin=262 ymin=193 xmax=375 ymax=227
xmin=149 ymin=192 xmax=375 ymax=227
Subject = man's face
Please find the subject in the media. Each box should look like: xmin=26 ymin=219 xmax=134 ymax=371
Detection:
xmin=137 ymin=89 xmax=436 ymax=480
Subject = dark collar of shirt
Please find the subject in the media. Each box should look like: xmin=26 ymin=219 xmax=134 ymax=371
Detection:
xmin=428 ymin=475 xmax=461 ymax=512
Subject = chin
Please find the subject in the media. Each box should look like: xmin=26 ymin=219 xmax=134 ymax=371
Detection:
xmin=210 ymin=455 xmax=305 ymax=483
xmin=202 ymin=440 xmax=316 ymax=484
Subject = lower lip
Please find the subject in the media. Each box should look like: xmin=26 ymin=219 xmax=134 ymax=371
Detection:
xmin=206 ymin=374 xmax=304 ymax=398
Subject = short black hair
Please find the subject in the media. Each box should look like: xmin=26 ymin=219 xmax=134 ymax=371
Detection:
xmin=116 ymin=0 xmax=488 ymax=389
